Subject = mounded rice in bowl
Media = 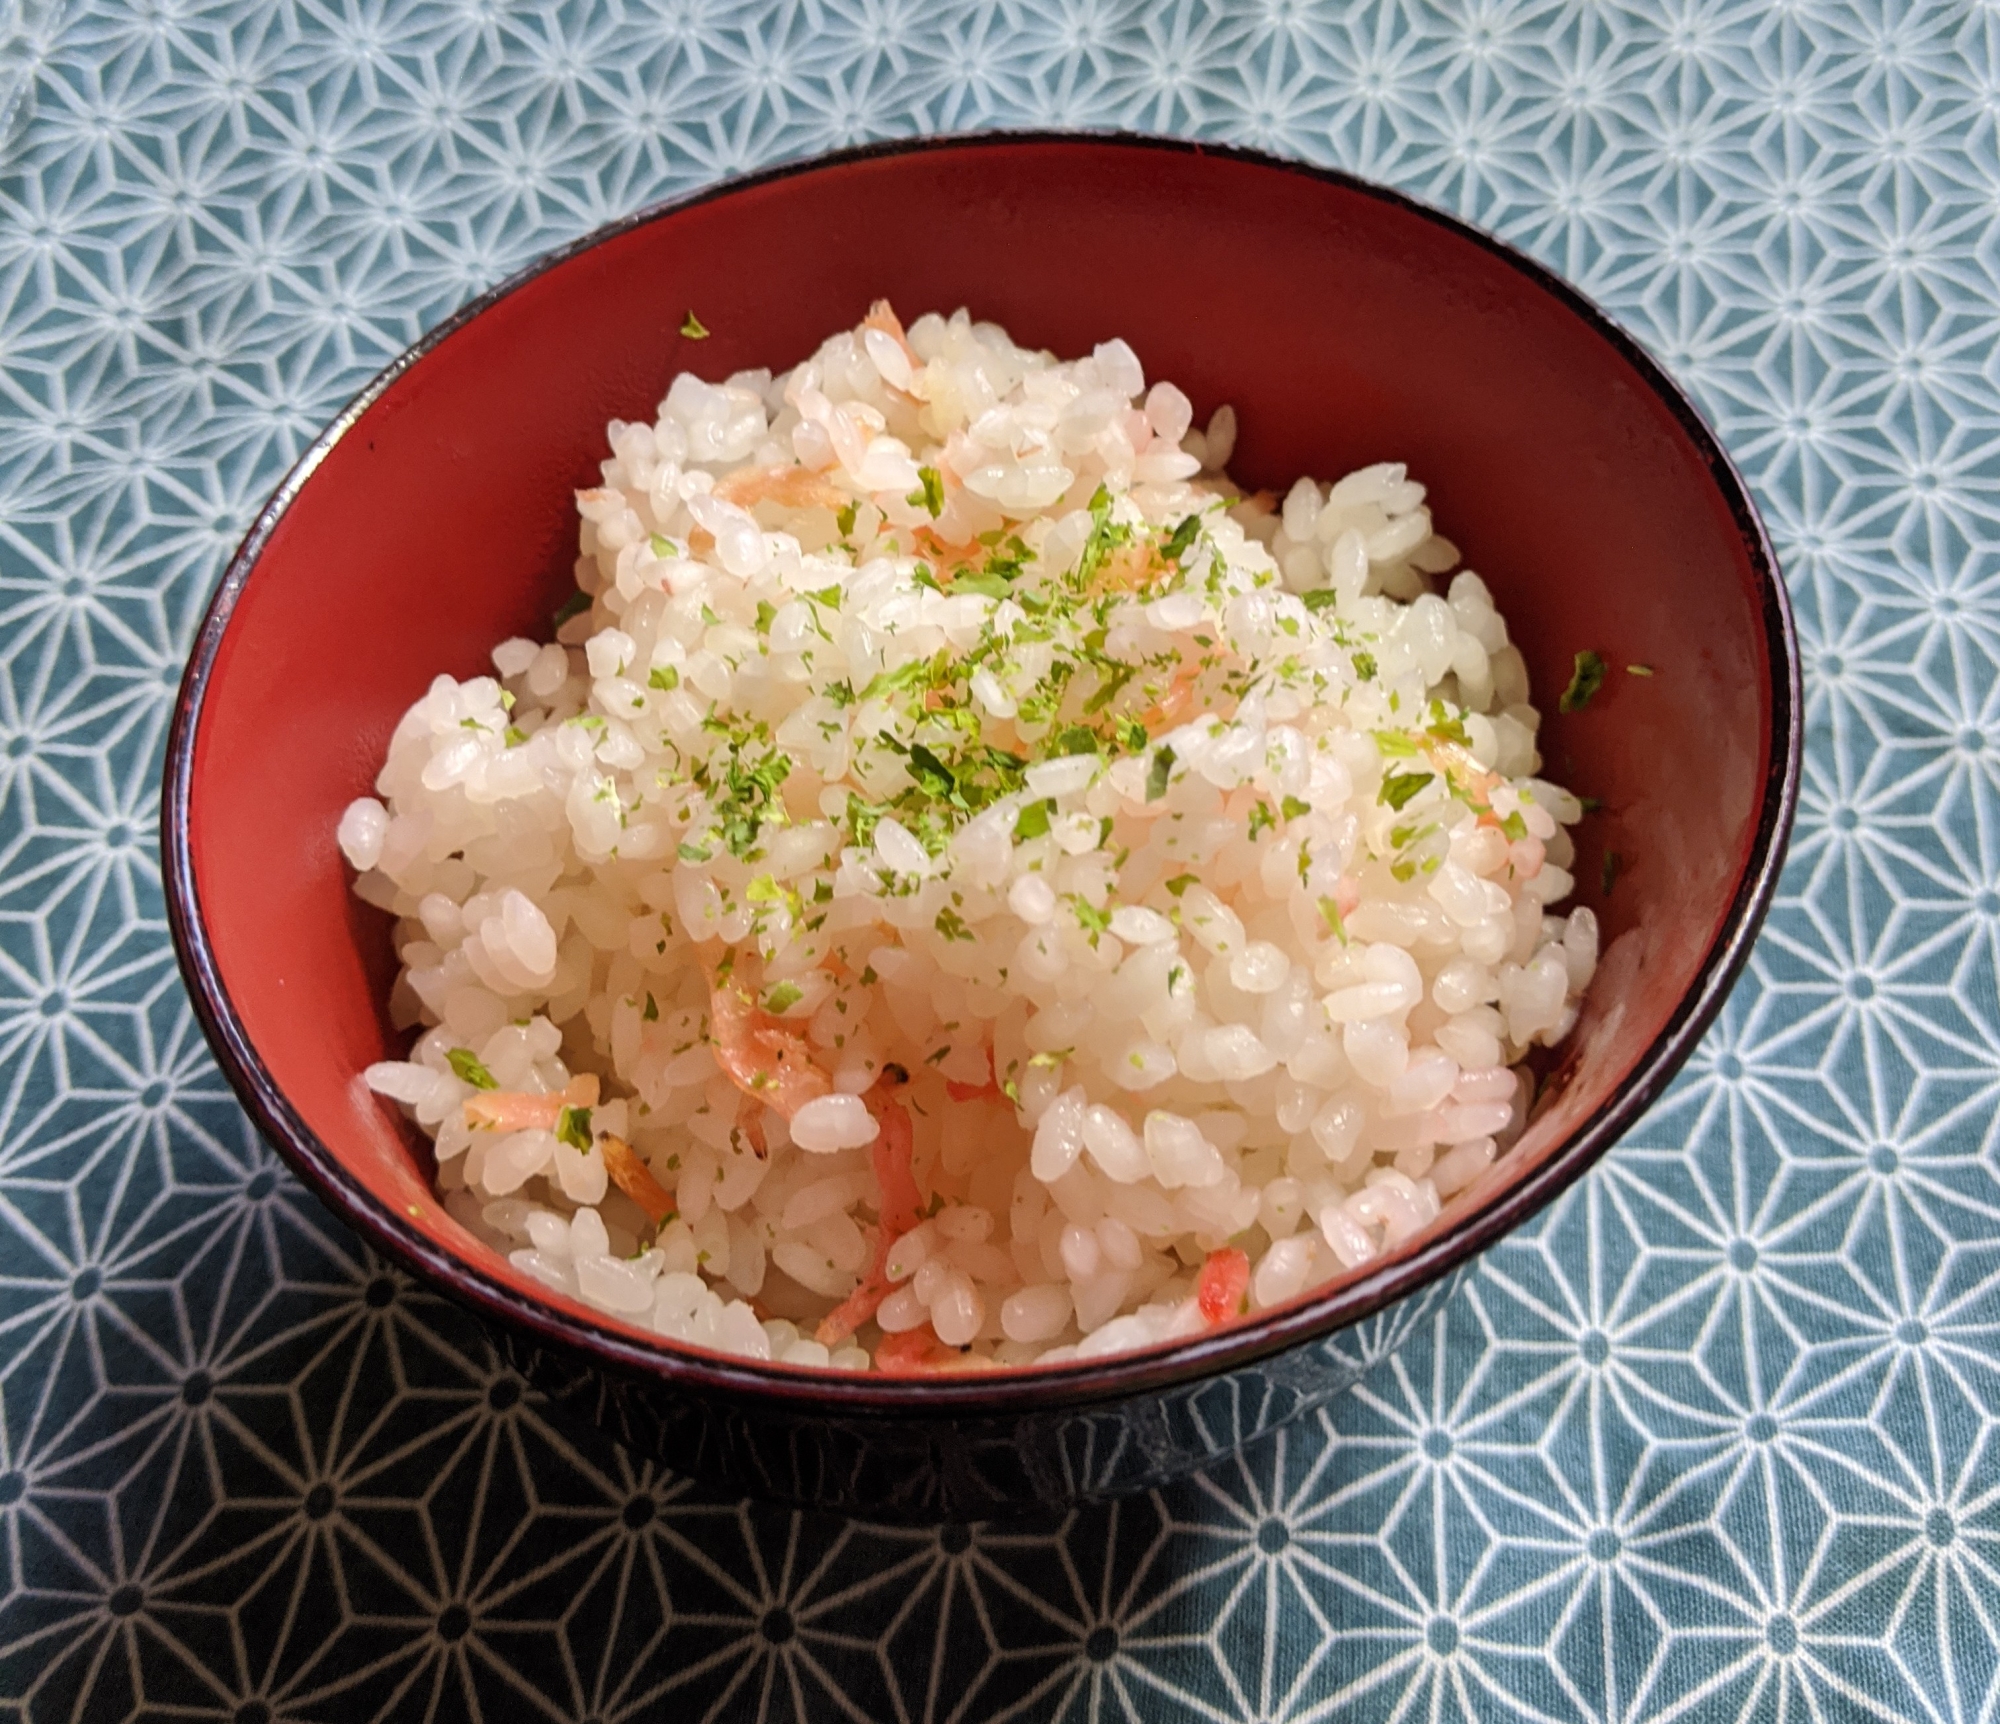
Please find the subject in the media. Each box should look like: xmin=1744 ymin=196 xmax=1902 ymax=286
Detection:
xmin=342 ymin=303 xmax=1597 ymax=1374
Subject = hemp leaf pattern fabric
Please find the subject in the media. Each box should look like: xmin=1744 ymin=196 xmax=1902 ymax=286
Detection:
xmin=3 ymin=1 xmax=1999 ymax=1720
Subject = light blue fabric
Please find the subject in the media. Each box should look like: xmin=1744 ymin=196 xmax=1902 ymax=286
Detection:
xmin=3 ymin=3 xmax=1996 ymax=1718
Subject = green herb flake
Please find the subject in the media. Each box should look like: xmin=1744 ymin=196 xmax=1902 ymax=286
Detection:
xmin=844 ymin=792 xmax=882 ymax=848
xmin=555 ymin=1106 xmax=594 ymax=1152
xmin=764 ymin=981 xmax=804 ymax=1013
xmin=1146 ymin=745 xmax=1176 ymax=803
xmin=1379 ymin=769 xmax=1435 ymax=811
xmin=1372 ymin=730 xmax=1422 ymax=757
xmin=1052 ymin=724 xmax=1100 ymax=758
xmin=1578 ymin=795 xmax=1604 ymax=814
xmin=1500 ymin=810 xmax=1530 ymax=842
xmin=552 ymin=590 xmax=592 ymax=628
xmin=754 ymin=600 xmax=778 ymax=633
xmin=446 ymin=1048 xmax=497 ymax=1090
xmin=835 ymin=500 xmax=857 ymax=537
xmin=648 ymin=665 xmax=680 ymax=691
xmin=953 ymin=568 xmax=1011 ymax=600
xmin=503 ymin=726 xmax=528 ymax=748
xmin=649 ymin=533 xmax=677 ymax=558
xmin=1070 ymin=897 xmax=1112 ymax=943
xmin=1247 ymin=801 xmax=1276 ymax=840
xmin=934 ymin=905 xmax=973 ymax=942
xmin=1081 ymin=662 xmax=1137 ymax=715
xmin=1075 ymin=484 xmax=1135 ymax=587
xmin=1603 ymin=850 xmax=1624 ymax=895
xmin=1317 ymin=897 xmax=1349 ymax=943
xmin=1353 ymin=650 xmax=1378 ymax=681
xmin=912 ymin=744 xmax=964 ymax=808
xmin=704 ymin=743 xmax=794 ymax=859
xmin=1164 ymin=873 xmax=1198 ymax=897
xmin=1161 ymin=515 xmax=1201 ymax=563
xmin=642 ymin=993 xmax=659 ymax=1022
xmin=858 ymin=655 xmax=937 ymax=704
xmin=1013 ymin=798 xmax=1054 ymax=842
xmin=680 ymin=311 xmax=710 ymax=339
xmin=907 ymin=465 xmax=945 ymax=518
xmin=678 ymin=840 xmax=713 ymax=864
xmin=1560 ymin=649 xmax=1608 ymax=713
xmin=1281 ymin=795 xmax=1312 ymax=820
xmin=1301 ymin=589 xmax=1342 ymax=612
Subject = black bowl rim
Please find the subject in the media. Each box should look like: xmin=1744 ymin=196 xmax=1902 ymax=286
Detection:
xmin=162 ymin=129 xmax=1802 ymax=1419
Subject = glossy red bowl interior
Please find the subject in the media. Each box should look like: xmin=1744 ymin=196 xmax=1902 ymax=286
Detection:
xmin=166 ymin=135 xmax=1798 ymax=1414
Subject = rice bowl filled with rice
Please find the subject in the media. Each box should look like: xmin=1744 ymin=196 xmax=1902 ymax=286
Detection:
xmin=339 ymin=302 xmax=1598 ymax=1374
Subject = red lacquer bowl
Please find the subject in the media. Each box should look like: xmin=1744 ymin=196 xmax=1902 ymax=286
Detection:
xmin=164 ymin=135 xmax=1799 ymax=1518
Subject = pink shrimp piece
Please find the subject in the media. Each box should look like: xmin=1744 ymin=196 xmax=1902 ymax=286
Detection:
xmin=869 ymin=1096 xmax=922 ymax=1238
xmin=1196 ymin=1248 xmax=1251 ymax=1327
xmin=814 ymin=1095 xmax=920 ymax=1347
xmin=1136 ymin=654 xmax=1208 ymax=736
xmin=861 ymin=298 xmax=920 ymax=370
xmin=463 ymin=1073 xmax=599 ymax=1133
xmin=465 ymin=1092 xmax=562 ymax=1133
xmin=601 ymin=1134 xmax=675 ymax=1227
xmin=707 ymin=974 xmax=832 ymax=1121
xmin=873 ymin=1325 xmax=956 ymax=1375
xmin=943 ymin=1047 xmax=1001 ymax=1105
xmin=814 ymin=1243 xmax=888 ymax=1350
xmin=1430 ymin=739 xmax=1502 ymax=808
xmin=911 ymin=522 xmax=978 ymax=562
xmin=713 ymin=465 xmax=851 ymax=512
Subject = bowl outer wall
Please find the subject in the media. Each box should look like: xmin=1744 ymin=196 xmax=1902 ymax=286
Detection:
xmin=164 ymin=134 xmax=1800 ymax=1422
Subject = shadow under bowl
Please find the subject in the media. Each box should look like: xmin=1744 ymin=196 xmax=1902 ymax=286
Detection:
xmin=164 ymin=133 xmax=1799 ymax=1521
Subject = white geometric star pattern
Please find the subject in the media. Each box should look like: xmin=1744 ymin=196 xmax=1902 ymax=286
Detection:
xmin=3 ymin=0 xmax=1999 ymax=1719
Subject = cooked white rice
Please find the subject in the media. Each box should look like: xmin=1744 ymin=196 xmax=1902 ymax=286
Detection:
xmin=340 ymin=303 xmax=1596 ymax=1374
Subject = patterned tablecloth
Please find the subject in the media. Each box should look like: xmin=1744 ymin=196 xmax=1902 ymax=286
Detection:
xmin=3 ymin=1 xmax=1997 ymax=1718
